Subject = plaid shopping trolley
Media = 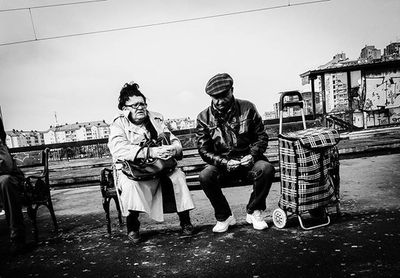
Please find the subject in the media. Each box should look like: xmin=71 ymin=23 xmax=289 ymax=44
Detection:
xmin=272 ymin=91 xmax=341 ymax=230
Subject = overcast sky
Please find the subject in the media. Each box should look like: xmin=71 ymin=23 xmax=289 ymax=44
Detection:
xmin=0 ymin=0 xmax=399 ymax=131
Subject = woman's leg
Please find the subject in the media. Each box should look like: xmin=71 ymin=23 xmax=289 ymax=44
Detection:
xmin=126 ymin=210 xmax=141 ymax=243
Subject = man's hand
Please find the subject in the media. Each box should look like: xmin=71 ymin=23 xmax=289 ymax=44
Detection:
xmin=240 ymin=155 xmax=254 ymax=168
xmin=227 ymin=159 xmax=241 ymax=172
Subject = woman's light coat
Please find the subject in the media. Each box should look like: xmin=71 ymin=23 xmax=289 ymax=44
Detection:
xmin=108 ymin=110 xmax=194 ymax=221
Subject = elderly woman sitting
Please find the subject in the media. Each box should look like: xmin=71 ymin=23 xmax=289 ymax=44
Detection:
xmin=108 ymin=82 xmax=195 ymax=243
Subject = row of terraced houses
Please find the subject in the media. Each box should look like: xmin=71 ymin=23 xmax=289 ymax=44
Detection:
xmin=6 ymin=121 xmax=110 ymax=148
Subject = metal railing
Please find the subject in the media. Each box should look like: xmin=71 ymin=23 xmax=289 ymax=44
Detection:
xmin=9 ymin=117 xmax=323 ymax=161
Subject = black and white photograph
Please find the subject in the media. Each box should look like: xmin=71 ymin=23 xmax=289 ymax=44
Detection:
xmin=1 ymin=0 xmax=400 ymax=277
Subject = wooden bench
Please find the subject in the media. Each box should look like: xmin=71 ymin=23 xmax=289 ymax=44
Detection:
xmin=12 ymin=148 xmax=58 ymax=241
xmin=100 ymin=143 xmax=280 ymax=234
xmin=179 ymin=141 xmax=281 ymax=189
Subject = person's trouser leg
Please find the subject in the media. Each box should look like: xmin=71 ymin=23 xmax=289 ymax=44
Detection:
xmin=246 ymin=160 xmax=275 ymax=214
xmin=177 ymin=210 xmax=191 ymax=226
xmin=199 ymin=165 xmax=232 ymax=222
xmin=0 ymin=174 xmax=25 ymax=241
xmin=126 ymin=210 xmax=140 ymax=233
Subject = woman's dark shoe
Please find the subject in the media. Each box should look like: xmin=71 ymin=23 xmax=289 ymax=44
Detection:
xmin=127 ymin=231 xmax=141 ymax=243
xmin=181 ymin=223 xmax=194 ymax=236
xmin=178 ymin=210 xmax=194 ymax=236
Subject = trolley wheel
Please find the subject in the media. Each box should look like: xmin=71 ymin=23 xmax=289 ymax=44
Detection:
xmin=273 ymin=208 xmax=287 ymax=229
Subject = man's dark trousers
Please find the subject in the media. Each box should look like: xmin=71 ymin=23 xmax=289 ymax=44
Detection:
xmin=199 ymin=160 xmax=275 ymax=222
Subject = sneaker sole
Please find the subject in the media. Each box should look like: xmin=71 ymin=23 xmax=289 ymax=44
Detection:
xmin=253 ymin=224 xmax=268 ymax=230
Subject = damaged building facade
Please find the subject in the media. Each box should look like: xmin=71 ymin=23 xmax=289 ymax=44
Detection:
xmin=300 ymin=53 xmax=400 ymax=129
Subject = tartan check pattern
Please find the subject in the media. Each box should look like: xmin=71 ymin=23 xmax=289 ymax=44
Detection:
xmin=283 ymin=127 xmax=340 ymax=149
xmin=278 ymin=128 xmax=340 ymax=214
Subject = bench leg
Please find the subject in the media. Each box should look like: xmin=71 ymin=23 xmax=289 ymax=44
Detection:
xmin=27 ymin=205 xmax=39 ymax=242
xmin=113 ymin=196 xmax=123 ymax=226
xmin=102 ymin=197 xmax=111 ymax=234
xmin=47 ymin=199 xmax=58 ymax=232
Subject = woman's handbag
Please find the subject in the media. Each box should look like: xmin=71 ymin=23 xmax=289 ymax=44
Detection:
xmin=119 ymin=133 xmax=177 ymax=181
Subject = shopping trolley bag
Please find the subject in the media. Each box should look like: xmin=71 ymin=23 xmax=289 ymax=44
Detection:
xmin=273 ymin=91 xmax=341 ymax=230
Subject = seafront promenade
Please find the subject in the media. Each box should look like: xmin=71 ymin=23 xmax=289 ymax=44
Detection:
xmin=1 ymin=127 xmax=400 ymax=277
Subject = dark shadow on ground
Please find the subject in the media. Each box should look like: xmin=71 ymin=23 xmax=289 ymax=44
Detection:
xmin=1 ymin=206 xmax=400 ymax=278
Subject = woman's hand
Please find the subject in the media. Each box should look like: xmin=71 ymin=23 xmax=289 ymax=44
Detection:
xmin=150 ymin=146 xmax=176 ymax=160
xmin=163 ymin=145 xmax=177 ymax=158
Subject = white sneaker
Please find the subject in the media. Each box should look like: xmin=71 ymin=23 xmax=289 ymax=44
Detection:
xmin=212 ymin=215 xmax=237 ymax=233
xmin=0 ymin=209 xmax=4 ymax=216
xmin=246 ymin=210 xmax=268 ymax=230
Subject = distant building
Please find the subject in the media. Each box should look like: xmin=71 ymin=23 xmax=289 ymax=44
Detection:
xmin=5 ymin=120 xmax=111 ymax=147
xmin=262 ymin=111 xmax=277 ymax=120
xmin=360 ymin=45 xmax=382 ymax=61
xmin=301 ymin=91 xmax=322 ymax=114
xmin=325 ymin=72 xmax=350 ymax=113
xmin=300 ymin=52 xmax=400 ymax=129
xmin=319 ymin=53 xmax=347 ymax=68
xmin=384 ymin=42 xmax=400 ymax=59
xmin=316 ymin=53 xmax=361 ymax=72
xmin=43 ymin=120 xmax=110 ymax=144
xmin=270 ymin=91 xmax=319 ymax=119
xmin=274 ymin=99 xmax=300 ymax=117
xmin=6 ymin=130 xmax=45 ymax=148
xmin=165 ymin=117 xmax=195 ymax=131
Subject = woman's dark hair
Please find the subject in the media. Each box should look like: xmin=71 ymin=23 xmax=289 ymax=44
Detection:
xmin=118 ymin=82 xmax=147 ymax=110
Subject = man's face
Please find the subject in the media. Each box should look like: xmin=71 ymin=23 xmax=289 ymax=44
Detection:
xmin=124 ymin=96 xmax=148 ymax=122
xmin=211 ymin=88 xmax=234 ymax=111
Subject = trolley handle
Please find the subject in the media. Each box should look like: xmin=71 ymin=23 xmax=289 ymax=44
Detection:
xmin=279 ymin=90 xmax=304 ymax=111
xmin=279 ymin=90 xmax=306 ymax=134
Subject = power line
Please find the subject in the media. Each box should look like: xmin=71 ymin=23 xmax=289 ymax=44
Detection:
xmin=28 ymin=8 xmax=38 ymax=41
xmin=0 ymin=0 xmax=108 ymax=12
xmin=0 ymin=0 xmax=330 ymax=47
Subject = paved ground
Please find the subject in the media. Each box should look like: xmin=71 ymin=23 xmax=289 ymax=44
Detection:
xmin=1 ymin=153 xmax=400 ymax=277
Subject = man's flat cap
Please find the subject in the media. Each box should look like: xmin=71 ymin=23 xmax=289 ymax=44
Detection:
xmin=205 ymin=73 xmax=233 ymax=97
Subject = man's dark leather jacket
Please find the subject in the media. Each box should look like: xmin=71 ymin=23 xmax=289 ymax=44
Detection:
xmin=196 ymin=98 xmax=269 ymax=168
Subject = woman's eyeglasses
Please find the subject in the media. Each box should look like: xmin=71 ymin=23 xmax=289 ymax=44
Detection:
xmin=125 ymin=102 xmax=147 ymax=109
